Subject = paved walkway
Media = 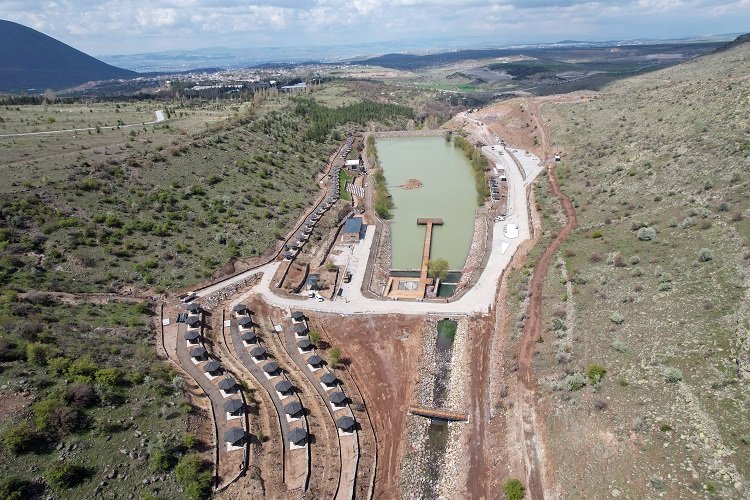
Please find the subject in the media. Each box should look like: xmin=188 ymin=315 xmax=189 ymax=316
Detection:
xmin=173 ymin=313 xmax=247 ymax=485
xmin=227 ymin=313 xmax=309 ymax=491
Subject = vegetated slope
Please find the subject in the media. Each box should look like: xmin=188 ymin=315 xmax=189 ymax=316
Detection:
xmin=0 ymin=104 xmax=336 ymax=293
xmin=0 ymin=92 xmax=415 ymax=496
xmin=0 ymin=20 xmax=137 ymax=91
xmin=534 ymin=38 xmax=750 ymax=497
xmin=0 ymin=94 xmax=416 ymax=295
xmin=0 ymin=299 xmax=204 ymax=499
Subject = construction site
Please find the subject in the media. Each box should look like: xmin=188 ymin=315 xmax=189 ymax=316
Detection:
xmin=156 ymin=106 xmax=548 ymax=499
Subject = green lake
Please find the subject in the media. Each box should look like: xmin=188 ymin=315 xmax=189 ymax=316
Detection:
xmin=376 ymin=136 xmax=477 ymax=270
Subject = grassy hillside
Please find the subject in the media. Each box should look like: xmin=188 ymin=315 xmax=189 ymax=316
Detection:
xmin=0 ymin=100 xmax=340 ymax=293
xmin=0 ymin=87 xmax=417 ymax=497
xmin=534 ymin=40 xmax=750 ymax=497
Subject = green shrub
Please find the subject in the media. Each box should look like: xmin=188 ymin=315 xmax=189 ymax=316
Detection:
xmin=174 ymin=453 xmax=212 ymax=498
xmin=2 ymin=421 xmax=39 ymax=454
xmin=503 ymin=478 xmax=525 ymax=500
xmin=174 ymin=454 xmax=203 ymax=484
xmin=329 ymin=346 xmax=341 ymax=368
xmin=587 ymin=364 xmax=607 ymax=384
xmin=609 ymin=312 xmax=624 ymax=325
xmin=66 ymin=356 xmax=99 ymax=381
xmin=566 ymin=373 xmax=586 ymax=391
xmin=26 ymin=342 xmax=52 ymax=365
xmin=95 ymin=367 xmax=122 ymax=387
xmin=183 ymin=433 xmax=199 ymax=450
xmin=47 ymin=356 xmax=71 ymax=375
xmin=46 ymin=462 xmax=90 ymax=490
xmin=34 ymin=396 xmax=79 ymax=436
xmin=697 ymin=248 xmax=714 ymax=262
xmin=591 ymin=229 xmax=603 ymax=238
xmin=664 ymin=367 xmax=683 ymax=383
xmin=637 ymin=227 xmax=656 ymax=241
xmin=149 ymin=450 xmax=173 ymax=472
xmin=611 ymin=340 xmax=627 ymax=353
xmin=308 ymin=330 xmax=321 ymax=346
xmin=184 ymin=471 xmax=214 ymax=500
xmin=0 ymin=475 xmax=31 ymax=500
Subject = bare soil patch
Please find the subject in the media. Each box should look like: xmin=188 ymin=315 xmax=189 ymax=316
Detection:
xmin=310 ymin=312 xmax=425 ymax=499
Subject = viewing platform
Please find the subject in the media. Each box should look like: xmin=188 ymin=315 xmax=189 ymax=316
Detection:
xmin=385 ymin=218 xmax=443 ymax=299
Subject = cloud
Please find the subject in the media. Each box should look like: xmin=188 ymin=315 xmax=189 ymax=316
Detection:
xmin=0 ymin=0 xmax=748 ymax=54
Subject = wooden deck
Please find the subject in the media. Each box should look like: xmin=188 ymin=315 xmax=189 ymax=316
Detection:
xmin=386 ymin=218 xmax=443 ymax=299
xmin=408 ymin=406 xmax=469 ymax=422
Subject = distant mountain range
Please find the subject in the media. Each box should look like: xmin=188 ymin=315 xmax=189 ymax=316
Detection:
xmin=0 ymin=19 xmax=138 ymax=92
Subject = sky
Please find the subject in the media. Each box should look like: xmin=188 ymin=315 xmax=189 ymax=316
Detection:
xmin=1 ymin=0 xmax=749 ymax=56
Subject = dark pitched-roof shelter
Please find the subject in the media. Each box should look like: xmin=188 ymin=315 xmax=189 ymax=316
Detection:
xmin=250 ymin=346 xmax=266 ymax=359
xmin=307 ymin=355 xmax=323 ymax=367
xmin=224 ymin=399 xmax=244 ymax=414
xmin=185 ymin=303 xmax=202 ymax=313
xmin=329 ymin=391 xmax=346 ymax=406
xmin=263 ymin=361 xmax=280 ymax=374
xmin=336 ymin=415 xmax=355 ymax=431
xmin=291 ymin=311 xmax=305 ymax=321
xmin=275 ymin=380 xmax=293 ymax=393
xmin=288 ymin=427 xmax=307 ymax=446
xmin=284 ymin=401 xmax=303 ymax=416
xmin=237 ymin=316 xmax=253 ymax=327
xmin=186 ymin=316 xmax=201 ymax=327
xmin=320 ymin=372 xmax=337 ymax=386
xmin=218 ymin=377 xmax=237 ymax=391
xmin=292 ymin=323 xmax=308 ymax=335
xmin=224 ymin=428 xmax=245 ymax=445
xmin=203 ymin=360 xmax=221 ymax=373
xmin=240 ymin=331 xmax=257 ymax=343
xmin=190 ymin=346 xmax=207 ymax=358
xmin=184 ymin=330 xmax=200 ymax=341
xmin=232 ymin=304 xmax=248 ymax=313
xmin=297 ymin=339 xmax=313 ymax=350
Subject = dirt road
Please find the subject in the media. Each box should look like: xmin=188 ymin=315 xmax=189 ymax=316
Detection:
xmin=465 ymin=314 xmax=494 ymax=498
xmin=311 ymin=313 xmax=424 ymax=499
xmin=516 ymin=97 xmax=578 ymax=498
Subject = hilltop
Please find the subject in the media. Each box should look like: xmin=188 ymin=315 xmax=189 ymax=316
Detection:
xmin=0 ymin=20 xmax=137 ymax=91
xmin=508 ymin=33 xmax=750 ymax=497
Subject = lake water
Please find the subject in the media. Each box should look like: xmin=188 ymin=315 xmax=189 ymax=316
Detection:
xmin=376 ymin=136 xmax=477 ymax=270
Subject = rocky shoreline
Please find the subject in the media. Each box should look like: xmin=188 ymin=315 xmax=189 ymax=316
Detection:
xmin=368 ymin=221 xmax=392 ymax=296
xmin=456 ymin=209 xmax=490 ymax=292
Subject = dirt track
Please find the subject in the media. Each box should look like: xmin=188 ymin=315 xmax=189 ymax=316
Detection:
xmin=465 ymin=314 xmax=494 ymax=498
xmin=515 ymin=97 xmax=578 ymax=498
xmin=312 ymin=313 xmax=424 ymax=499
